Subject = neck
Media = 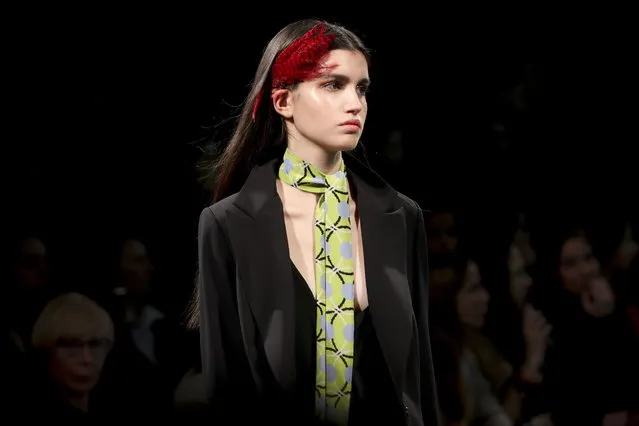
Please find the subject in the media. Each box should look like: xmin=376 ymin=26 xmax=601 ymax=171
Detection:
xmin=287 ymin=135 xmax=342 ymax=175
xmin=63 ymin=391 xmax=90 ymax=412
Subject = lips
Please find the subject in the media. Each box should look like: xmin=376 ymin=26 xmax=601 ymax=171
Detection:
xmin=340 ymin=119 xmax=361 ymax=128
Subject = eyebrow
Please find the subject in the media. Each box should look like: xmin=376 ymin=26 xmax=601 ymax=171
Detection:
xmin=320 ymin=73 xmax=371 ymax=86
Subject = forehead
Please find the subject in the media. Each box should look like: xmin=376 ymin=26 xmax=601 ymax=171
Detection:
xmin=321 ymin=49 xmax=368 ymax=79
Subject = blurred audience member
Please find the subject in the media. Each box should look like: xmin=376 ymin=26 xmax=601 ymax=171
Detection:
xmin=100 ymin=236 xmax=185 ymax=420
xmin=530 ymin=226 xmax=639 ymax=425
xmin=427 ymin=210 xmax=461 ymax=267
xmin=29 ymin=292 xmax=114 ymax=420
xmin=477 ymin=240 xmax=552 ymax=425
xmin=430 ymin=255 xmax=512 ymax=426
xmin=3 ymin=234 xmax=52 ymax=354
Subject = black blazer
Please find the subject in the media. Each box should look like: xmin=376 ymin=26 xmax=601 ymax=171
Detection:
xmin=197 ymin=155 xmax=440 ymax=425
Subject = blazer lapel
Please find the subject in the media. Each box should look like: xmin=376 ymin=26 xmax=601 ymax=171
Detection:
xmin=224 ymin=154 xmax=413 ymax=404
xmin=226 ymin=159 xmax=298 ymax=393
xmin=347 ymin=155 xmax=413 ymax=403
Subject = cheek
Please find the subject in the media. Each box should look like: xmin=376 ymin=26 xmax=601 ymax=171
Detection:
xmin=513 ymin=277 xmax=528 ymax=293
xmin=295 ymin=96 xmax=329 ymax=127
xmin=298 ymin=90 xmax=328 ymax=113
xmin=456 ymin=292 xmax=472 ymax=315
xmin=49 ymin=354 xmax=72 ymax=384
xmin=477 ymin=291 xmax=489 ymax=306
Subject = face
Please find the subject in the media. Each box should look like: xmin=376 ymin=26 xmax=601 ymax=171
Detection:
xmin=427 ymin=213 xmax=458 ymax=255
xmin=276 ymin=49 xmax=369 ymax=154
xmin=49 ymin=337 xmax=111 ymax=394
xmin=509 ymin=245 xmax=532 ymax=307
xmin=14 ymin=237 xmax=49 ymax=290
xmin=120 ymin=239 xmax=154 ymax=295
xmin=559 ymin=236 xmax=600 ymax=293
xmin=456 ymin=260 xmax=490 ymax=329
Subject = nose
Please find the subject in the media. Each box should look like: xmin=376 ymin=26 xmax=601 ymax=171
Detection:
xmin=523 ymin=274 xmax=533 ymax=289
xmin=478 ymin=286 xmax=490 ymax=304
xmin=80 ymin=345 xmax=95 ymax=364
xmin=482 ymin=288 xmax=490 ymax=303
xmin=344 ymin=88 xmax=364 ymax=115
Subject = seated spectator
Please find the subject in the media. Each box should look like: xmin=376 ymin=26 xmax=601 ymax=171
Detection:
xmin=29 ymin=292 xmax=114 ymax=420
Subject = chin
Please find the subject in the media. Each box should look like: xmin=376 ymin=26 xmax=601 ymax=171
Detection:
xmin=68 ymin=382 xmax=94 ymax=393
xmin=468 ymin=315 xmax=486 ymax=329
xmin=323 ymin=136 xmax=361 ymax=153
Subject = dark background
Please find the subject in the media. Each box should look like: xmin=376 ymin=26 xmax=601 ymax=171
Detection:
xmin=7 ymin=9 xmax=635 ymax=313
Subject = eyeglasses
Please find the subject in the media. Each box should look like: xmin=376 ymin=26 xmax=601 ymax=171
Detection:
xmin=55 ymin=338 xmax=112 ymax=359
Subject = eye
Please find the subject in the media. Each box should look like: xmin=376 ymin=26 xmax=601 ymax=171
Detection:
xmin=323 ymin=80 xmax=343 ymax=91
xmin=357 ymin=84 xmax=369 ymax=96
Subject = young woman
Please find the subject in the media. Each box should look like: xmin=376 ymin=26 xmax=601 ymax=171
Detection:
xmin=196 ymin=19 xmax=438 ymax=425
xmin=529 ymin=226 xmax=639 ymax=426
xmin=428 ymin=255 xmax=513 ymax=426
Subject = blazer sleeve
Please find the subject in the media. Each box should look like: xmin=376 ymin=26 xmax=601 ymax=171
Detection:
xmin=411 ymin=202 xmax=442 ymax=426
xmin=197 ymin=206 xmax=255 ymax=423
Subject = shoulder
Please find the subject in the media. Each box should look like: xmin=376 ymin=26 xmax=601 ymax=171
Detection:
xmin=199 ymin=193 xmax=239 ymax=223
xmin=396 ymin=192 xmax=426 ymax=219
xmin=396 ymin=192 xmax=428 ymax=245
xmin=198 ymin=193 xmax=240 ymax=238
xmin=197 ymin=195 xmax=241 ymax=262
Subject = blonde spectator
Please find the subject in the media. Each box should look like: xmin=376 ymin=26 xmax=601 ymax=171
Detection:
xmin=31 ymin=292 xmax=114 ymax=419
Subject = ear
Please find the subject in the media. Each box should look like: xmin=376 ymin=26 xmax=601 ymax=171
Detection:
xmin=271 ymin=88 xmax=294 ymax=119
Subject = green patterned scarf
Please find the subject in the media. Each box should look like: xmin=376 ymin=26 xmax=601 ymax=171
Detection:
xmin=279 ymin=148 xmax=355 ymax=425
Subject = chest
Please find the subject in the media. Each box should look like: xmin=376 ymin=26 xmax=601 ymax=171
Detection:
xmin=277 ymin=180 xmax=369 ymax=312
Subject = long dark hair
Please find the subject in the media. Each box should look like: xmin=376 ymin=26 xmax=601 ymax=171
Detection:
xmin=187 ymin=19 xmax=370 ymax=330
xmin=185 ymin=272 xmax=200 ymax=330
xmin=200 ymin=18 xmax=370 ymax=204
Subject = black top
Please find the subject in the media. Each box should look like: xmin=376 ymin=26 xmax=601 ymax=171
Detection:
xmin=291 ymin=262 xmax=402 ymax=425
xmin=197 ymin=156 xmax=441 ymax=425
xmin=529 ymin=287 xmax=639 ymax=425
